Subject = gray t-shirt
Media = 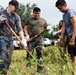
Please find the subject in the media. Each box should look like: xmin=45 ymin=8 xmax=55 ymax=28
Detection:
xmin=63 ymin=8 xmax=76 ymax=37
xmin=0 ymin=9 xmax=22 ymax=40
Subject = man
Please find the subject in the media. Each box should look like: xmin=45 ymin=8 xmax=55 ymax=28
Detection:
xmin=55 ymin=0 xmax=76 ymax=75
xmin=0 ymin=0 xmax=27 ymax=74
xmin=24 ymin=7 xmax=50 ymax=73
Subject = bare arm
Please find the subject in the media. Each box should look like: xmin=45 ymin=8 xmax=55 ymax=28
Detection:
xmin=24 ymin=25 xmax=29 ymax=36
xmin=19 ymin=30 xmax=25 ymax=39
xmin=61 ymin=23 xmax=66 ymax=38
xmin=57 ymin=29 xmax=62 ymax=34
xmin=70 ymin=17 xmax=76 ymax=39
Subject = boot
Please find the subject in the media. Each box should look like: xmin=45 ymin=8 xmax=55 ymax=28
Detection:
xmin=37 ymin=65 xmax=48 ymax=73
xmin=26 ymin=62 xmax=31 ymax=68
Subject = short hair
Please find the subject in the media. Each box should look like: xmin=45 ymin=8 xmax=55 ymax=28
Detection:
xmin=55 ymin=0 xmax=67 ymax=7
xmin=9 ymin=0 xmax=19 ymax=9
xmin=33 ymin=7 xmax=41 ymax=12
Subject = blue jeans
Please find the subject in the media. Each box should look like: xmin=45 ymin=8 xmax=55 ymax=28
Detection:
xmin=0 ymin=38 xmax=14 ymax=71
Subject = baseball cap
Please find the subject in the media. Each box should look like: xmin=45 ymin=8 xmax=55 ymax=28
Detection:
xmin=9 ymin=0 xmax=19 ymax=9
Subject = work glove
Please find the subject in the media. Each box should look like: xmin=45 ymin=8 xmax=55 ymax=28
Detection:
xmin=0 ymin=14 xmax=7 ymax=24
xmin=69 ymin=38 xmax=75 ymax=46
xmin=25 ymin=35 xmax=29 ymax=40
xmin=22 ymin=39 xmax=27 ymax=48
xmin=46 ymin=25 xmax=51 ymax=30
xmin=53 ymin=31 xmax=58 ymax=36
xmin=58 ymin=37 xmax=65 ymax=47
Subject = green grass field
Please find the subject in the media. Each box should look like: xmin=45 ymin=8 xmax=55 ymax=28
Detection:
xmin=9 ymin=46 xmax=73 ymax=75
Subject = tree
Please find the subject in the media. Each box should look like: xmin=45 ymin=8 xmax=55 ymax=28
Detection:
xmin=13 ymin=3 xmax=37 ymax=34
xmin=51 ymin=25 xmax=59 ymax=39
xmin=0 ymin=5 xmax=3 ymax=10
xmin=44 ymin=31 xmax=51 ymax=39
xmin=17 ymin=3 xmax=37 ymax=27
xmin=44 ymin=24 xmax=59 ymax=39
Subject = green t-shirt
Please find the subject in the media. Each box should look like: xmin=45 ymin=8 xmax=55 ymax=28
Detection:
xmin=25 ymin=17 xmax=48 ymax=41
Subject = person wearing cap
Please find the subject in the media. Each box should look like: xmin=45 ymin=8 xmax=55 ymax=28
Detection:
xmin=0 ymin=0 xmax=27 ymax=74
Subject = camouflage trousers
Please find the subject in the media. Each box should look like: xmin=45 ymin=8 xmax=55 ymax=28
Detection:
xmin=26 ymin=41 xmax=44 ymax=59
xmin=0 ymin=38 xmax=14 ymax=73
xmin=26 ymin=41 xmax=45 ymax=72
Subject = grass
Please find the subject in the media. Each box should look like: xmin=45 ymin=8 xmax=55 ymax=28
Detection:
xmin=9 ymin=46 xmax=73 ymax=75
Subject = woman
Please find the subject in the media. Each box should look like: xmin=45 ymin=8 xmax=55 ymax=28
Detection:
xmin=53 ymin=20 xmax=63 ymax=36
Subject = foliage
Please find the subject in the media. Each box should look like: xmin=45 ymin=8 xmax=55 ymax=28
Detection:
xmin=44 ymin=25 xmax=59 ymax=39
xmin=17 ymin=3 xmax=37 ymax=28
xmin=0 ymin=3 xmax=59 ymax=39
xmin=50 ymin=25 xmax=59 ymax=39
xmin=44 ymin=31 xmax=51 ymax=39
xmin=8 ymin=46 xmax=73 ymax=75
xmin=13 ymin=3 xmax=37 ymax=34
xmin=0 ymin=5 xmax=3 ymax=10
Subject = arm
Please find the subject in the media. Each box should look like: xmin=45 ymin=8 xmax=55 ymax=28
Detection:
xmin=24 ymin=25 xmax=29 ymax=36
xmin=53 ymin=25 xmax=64 ymax=36
xmin=58 ymin=23 xmax=66 ymax=47
xmin=15 ymin=14 xmax=25 ymax=40
xmin=70 ymin=17 xmax=76 ymax=39
xmin=57 ymin=29 xmax=62 ymax=34
xmin=60 ymin=23 xmax=66 ymax=38
xmin=68 ymin=17 xmax=76 ymax=46
xmin=15 ymin=14 xmax=27 ymax=47
xmin=24 ymin=25 xmax=30 ymax=40
xmin=19 ymin=30 xmax=25 ymax=39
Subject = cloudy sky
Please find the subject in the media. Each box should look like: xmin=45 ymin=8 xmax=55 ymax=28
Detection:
xmin=0 ymin=0 xmax=76 ymax=25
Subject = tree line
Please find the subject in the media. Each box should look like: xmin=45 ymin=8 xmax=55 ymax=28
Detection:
xmin=0 ymin=3 xmax=59 ymax=39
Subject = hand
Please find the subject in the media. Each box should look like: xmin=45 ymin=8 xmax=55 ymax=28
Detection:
xmin=22 ymin=39 xmax=27 ymax=48
xmin=53 ymin=31 xmax=58 ymax=36
xmin=69 ymin=38 xmax=75 ymax=46
xmin=58 ymin=37 xmax=65 ymax=47
xmin=0 ymin=14 xmax=7 ymax=24
xmin=25 ymin=35 xmax=29 ymax=40
xmin=46 ymin=25 xmax=51 ymax=30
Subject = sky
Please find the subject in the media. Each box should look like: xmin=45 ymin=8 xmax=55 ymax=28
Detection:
xmin=0 ymin=0 xmax=76 ymax=25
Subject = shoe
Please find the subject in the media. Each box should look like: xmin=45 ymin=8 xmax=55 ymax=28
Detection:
xmin=26 ymin=62 xmax=31 ymax=68
xmin=37 ymin=65 xmax=48 ymax=73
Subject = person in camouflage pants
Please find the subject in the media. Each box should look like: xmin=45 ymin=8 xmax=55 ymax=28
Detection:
xmin=24 ymin=7 xmax=50 ymax=73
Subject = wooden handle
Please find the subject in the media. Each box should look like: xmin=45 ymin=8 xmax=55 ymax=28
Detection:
xmin=4 ymin=20 xmax=24 ymax=46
